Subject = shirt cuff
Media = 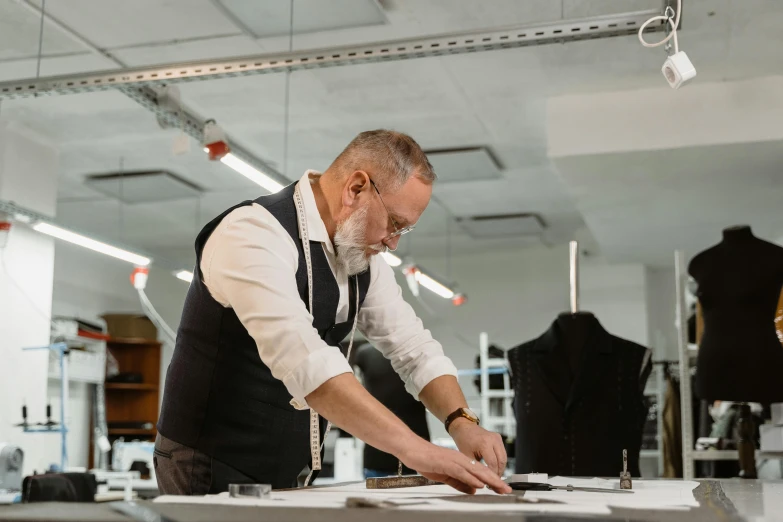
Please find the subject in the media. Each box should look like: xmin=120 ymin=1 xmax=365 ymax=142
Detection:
xmin=283 ymin=347 xmax=353 ymax=410
xmin=404 ymin=355 xmax=459 ymax=400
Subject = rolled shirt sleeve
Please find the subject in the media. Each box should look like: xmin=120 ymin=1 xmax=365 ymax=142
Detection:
xmin=358 ymin=256 xmax=458 ymax=399
xmin=201 ymin=204 xmax=352 ymax=410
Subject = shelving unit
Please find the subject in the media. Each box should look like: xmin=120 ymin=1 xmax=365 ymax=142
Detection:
xmin=103 ymin=338 xmax=161 ymax=464
xmin=478 ymin=332 xmax=514 ymax=436
xmin=108 ymin=428 xmax=156 ymax=436
xmin=105 ymin=383 xmax=157 ymax=391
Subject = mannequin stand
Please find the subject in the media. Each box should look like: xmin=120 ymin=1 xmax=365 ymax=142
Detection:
xmin=736 ymin=403 xmax=757 ymax=479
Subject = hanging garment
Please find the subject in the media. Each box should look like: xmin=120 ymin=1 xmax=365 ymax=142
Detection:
xmin=775 ymin=285 xmax=783 ymax=347
xmin=662 ymin=374 xmax=683 ymax=478
xmin=508 ymin=314 xmax=652 ymax=477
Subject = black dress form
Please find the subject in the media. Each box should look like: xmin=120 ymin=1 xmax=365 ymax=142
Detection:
xmin=557 ymin=312 xmax=594 ymax=381
xmin=508 ymin=314 xmax=652 ymax=477
xmin=688 ymin=226 xmax=783 ymax=403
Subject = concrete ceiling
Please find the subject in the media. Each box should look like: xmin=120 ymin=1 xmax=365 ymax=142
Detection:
xmin=0 ymin=0 xmax=782 ymax=271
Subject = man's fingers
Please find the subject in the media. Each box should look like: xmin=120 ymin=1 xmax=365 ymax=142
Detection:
xmin=449 ymin=460 xmax=486 ymax=491
xmin=481 ymin=444 xmax=500 ymax=476
xmin=443 ymin=477 xmax=477 ymax=495
xmin=421 ymin=471 xmax=475 ymax=494
xmin=494 ymin=438 xmax=508 ymax=476
xmin=465 ymin=459 xmax=511 ymax=494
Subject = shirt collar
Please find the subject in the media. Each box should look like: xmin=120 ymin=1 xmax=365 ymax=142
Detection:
xmin=298 ymin=170 xmax=334 ymax=253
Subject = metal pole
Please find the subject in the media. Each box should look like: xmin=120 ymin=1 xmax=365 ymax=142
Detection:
xmin=60 ymin=346 xmax=69 ymax=470
xmin=479 ymin=332 xmax=489 ymax=429
xmin=502 ymin=372 xmax=513 ymax=437
xmin=656 ymin=364 xmax=666 ymax=477
xmin=674 ymin=250 xmax=694 ymax=479
xmin=569 ymin=241 xmax=579 ymax=314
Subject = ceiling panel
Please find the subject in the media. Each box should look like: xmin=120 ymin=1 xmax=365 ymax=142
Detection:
xmin=426 ymin=147 xmax=502 ymax=183
xmin=40 ymin=0 xmax=241 ymax=49
xmin=112 ymin=34 xmax=262 ymax=67
xmin=0 ymin=1 xmax=87 ymax=61
xmin=215 ymin=0 xmax=387 ymax=38
xmin=563 ymin=0 xmax=660 ymax=18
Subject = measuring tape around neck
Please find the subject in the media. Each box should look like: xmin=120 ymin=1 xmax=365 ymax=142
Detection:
xmin=294 ymin=181 xmax=360 ymax=487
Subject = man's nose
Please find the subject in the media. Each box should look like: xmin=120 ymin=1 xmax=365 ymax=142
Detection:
xmin=384 ymin=236 xmax=401 ymax=252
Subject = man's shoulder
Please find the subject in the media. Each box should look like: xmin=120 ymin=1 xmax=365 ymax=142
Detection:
xmin=209 ymin=203 xmax=298 ymax=258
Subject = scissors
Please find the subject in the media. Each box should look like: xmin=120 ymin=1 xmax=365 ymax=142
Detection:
xmin=508 ymin=482 xmax=634 ymax=494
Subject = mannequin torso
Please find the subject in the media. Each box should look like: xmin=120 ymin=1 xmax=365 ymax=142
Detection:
xmin=688 ymin=226 xmax=783 ymax=402
xmin=556 ymin=312 xmax=594 ymax=381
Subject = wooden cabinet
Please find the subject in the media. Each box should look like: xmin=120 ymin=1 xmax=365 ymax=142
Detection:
xmin=105 ymin=339 xmax=161 ymax=441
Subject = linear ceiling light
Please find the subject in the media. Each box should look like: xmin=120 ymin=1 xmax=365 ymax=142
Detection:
xmin=415 ymin=271 xmax=455 ymax=299
xmin=33 ymin=222 xmax=151 ymax=266
xmin=380 ymin=252 xmax=402 ymax=267
xmin=174 ymin=270 xmax=194 ymax=283
xmin=211 ymin=152 xmax=283 ymax=193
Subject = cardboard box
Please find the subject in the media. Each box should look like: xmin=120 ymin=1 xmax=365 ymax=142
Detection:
xmin=101 ymin=314 xmax=158 ymax=341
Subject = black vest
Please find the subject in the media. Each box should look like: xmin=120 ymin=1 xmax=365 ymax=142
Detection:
xmin=508 ymin=315 xmax=652 ymax=477
xmin=158 ymin=182 xmax=371 ymax=488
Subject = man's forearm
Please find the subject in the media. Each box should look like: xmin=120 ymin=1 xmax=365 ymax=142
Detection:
xmin=305 ymin=373 xmax=422 ymax=459
xmin=418 ymin=375 xmax=469 ymax=423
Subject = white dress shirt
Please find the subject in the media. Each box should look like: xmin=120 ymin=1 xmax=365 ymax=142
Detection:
xmin=201 ymin=171 xmax=458 ymax=410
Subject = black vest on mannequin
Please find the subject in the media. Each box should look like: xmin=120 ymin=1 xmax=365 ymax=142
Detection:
xmin=688 ymin=225 xmax=783 ymax=403
xmin=158 ymin=183 xmax=371 ymax=489
xmin=508 ymin=314 xmax=652 ymax=477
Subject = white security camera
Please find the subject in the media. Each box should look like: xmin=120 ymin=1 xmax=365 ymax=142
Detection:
xmin=661 ymin=51 xmax=697 ymax=89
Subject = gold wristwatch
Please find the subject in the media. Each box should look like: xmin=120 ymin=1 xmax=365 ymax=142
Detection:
xmin=445 ymin=407 xmax=480 ymax=434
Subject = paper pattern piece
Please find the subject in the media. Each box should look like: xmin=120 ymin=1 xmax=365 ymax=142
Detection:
xmin=155 ymin=477 xmax=699 ymax=515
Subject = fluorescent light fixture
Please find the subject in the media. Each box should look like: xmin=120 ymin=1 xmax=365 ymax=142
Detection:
xmin=220 ymin=153 xmax=284 ymax=193
xmin=175 ymin=270 xmax=194 ymax=283
xmin=33 ymin=222 xmax=151 ymax=266
xmin=380 ymin=252 xmax=402 ymax=267
xmin=414 ymin=271 xmax=455 ymax=299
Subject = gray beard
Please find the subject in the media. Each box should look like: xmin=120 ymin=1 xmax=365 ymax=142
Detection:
xmin=334 ymin=205 xmax=385 ymax=276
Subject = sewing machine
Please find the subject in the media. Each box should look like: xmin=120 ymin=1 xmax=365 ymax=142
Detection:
xmin=0 ymin=443 xmax=24 ymax=492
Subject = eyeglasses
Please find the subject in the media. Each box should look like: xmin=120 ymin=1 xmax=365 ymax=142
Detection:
xmin=369 ymin=179 xmax=416 ymax=242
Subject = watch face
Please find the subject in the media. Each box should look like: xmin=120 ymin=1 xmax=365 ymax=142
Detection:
xmin=463 ymin=408 xmax=478 ymax=421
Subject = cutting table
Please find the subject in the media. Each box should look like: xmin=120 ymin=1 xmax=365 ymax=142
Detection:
xmin=0 ymin=479 xmax=780 ymax=521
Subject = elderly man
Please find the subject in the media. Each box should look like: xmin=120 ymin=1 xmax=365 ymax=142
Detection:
xmin=155 ymin=130 xmax=510 ymax=496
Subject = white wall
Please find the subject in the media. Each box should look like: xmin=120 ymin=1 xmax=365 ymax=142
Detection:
xmin=397 ymin=243 xmax=650 ymax=439
xmin=0 ymin=123 xmax=60 ymax=477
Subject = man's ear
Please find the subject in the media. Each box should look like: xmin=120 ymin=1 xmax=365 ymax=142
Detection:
xmin=342 ymin=170 xmax=369 ymax=207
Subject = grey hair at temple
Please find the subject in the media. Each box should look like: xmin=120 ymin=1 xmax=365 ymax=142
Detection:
xmin=331 ymin=129 xmax=436 ymax=192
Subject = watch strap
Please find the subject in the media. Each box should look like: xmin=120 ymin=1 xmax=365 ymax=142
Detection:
xmin=445 ymin=408 xmax=479 ymax=434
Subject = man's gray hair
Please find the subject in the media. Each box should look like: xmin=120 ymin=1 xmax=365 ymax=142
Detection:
xmin=332 ymin=130 xmax=436 ymax=191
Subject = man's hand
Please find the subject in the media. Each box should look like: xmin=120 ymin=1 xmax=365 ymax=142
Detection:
xmin=399 ymin=439 xmax=511 ymax=495
xmin=449 ymin=418 xmax=508 ymax=476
